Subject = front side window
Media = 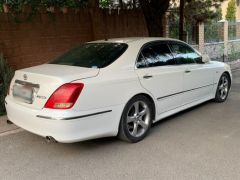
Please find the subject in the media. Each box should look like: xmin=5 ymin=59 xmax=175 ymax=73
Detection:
xmin=49 ymin=43 xmax=128 ymax=68
xmin=136 ymin=43 xmax=175 ymax=68
xmin=170 ymin=42 xmax=201 ymax=64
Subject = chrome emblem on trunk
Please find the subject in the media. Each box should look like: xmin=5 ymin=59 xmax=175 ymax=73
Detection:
xmin=23 ymin=74 xmax=28 ymax=81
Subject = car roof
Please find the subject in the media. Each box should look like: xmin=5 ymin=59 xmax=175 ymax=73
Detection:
xmin=87 ymin=37 xmax=196 ymax=70
xmin=90 ymin=37 xmax=184 ymax=45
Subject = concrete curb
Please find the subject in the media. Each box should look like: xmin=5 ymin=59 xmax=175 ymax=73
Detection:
xmin=0 ymin=115 xmax=7 ymax=122
xmin=0 ymin=115 xmax=20 ymax=135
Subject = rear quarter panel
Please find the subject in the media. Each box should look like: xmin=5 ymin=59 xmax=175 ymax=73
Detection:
xmin=72 ymin=69 xmax=152 ymax=112
xmin=72 ymin=42 xmax=154 ymax=112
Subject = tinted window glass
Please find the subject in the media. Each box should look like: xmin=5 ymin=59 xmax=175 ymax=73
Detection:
xmin=171 ymin=43 xmax=201 ymax=64
xmin=136 ymin=53 xmax=147 ymax=68
xmin=150 ymin=44 xmax=176 ymax=66
xmin=137 ymin=43 xmax=175 ymax=68
xmin=49 ymin=43 xmax=128 ymax=68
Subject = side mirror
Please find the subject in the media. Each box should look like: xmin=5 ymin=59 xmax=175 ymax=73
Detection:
xmin=202 ymin=54 xmax=211 ymax=63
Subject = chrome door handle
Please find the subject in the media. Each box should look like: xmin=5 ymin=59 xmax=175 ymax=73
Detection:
xmin=185 ymin=70 xmax=191 ymax=73
xmin=143 ymin=75 xmax=153 ymax=79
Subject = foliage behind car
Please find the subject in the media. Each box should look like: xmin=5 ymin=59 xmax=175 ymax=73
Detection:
xmin=0 ymin=54 xmax=14 ymax=116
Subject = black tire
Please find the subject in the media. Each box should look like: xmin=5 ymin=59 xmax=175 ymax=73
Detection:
xmin=214 ymin=73 xmax=231 ymax=103
xmin=118 ymin=95 xmax=154 ymax=143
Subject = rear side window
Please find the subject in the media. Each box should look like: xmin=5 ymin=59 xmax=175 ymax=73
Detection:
xmin=49 ymin=43 xmax=128 ymax=68
xmin=137 ymin=43 xmax=175 ymax=68
xmin=170 ymin=43 xmax=201 ymax=64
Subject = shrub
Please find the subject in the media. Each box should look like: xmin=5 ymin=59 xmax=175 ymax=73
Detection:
xmin=226 ymin=0 xmax=237 ymax=21
xmin=0 ymin=54 xmax=14 ymax=116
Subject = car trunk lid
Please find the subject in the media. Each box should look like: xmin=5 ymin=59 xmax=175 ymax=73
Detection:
xmin=9 ymin=64 xmax=99 ymax=110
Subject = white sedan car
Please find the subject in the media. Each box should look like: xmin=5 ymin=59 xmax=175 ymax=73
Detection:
xmin=5 ymin=38 xmax=232 ymax=143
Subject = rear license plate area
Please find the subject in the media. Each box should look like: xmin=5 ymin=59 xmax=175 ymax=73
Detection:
xmin=13 ymin=80 xmax=39 ymax=104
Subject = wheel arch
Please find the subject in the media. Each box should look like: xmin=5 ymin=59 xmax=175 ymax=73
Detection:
xmin=117 ymin=92 xmax=156 ymax=142
xmin=126 ymin=93 xmax=156 ymax=121
xmin=223 ymin=71 xmax=232 ymax=87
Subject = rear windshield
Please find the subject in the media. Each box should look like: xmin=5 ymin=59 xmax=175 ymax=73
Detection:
xmin=49 ymin=43 xmax=128 ymax=68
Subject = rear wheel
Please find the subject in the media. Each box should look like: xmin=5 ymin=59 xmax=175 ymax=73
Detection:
xmin=214 ymin=73 xmax=230 ymax=103
xmin=118 ymin=95 xmax=154 ymax=143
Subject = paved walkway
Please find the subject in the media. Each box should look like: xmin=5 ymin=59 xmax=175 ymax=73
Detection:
xmin=0 ymin=115 xmax=22 ymax=136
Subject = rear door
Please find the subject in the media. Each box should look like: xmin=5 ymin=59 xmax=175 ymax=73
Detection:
xmin=169 ymin=42 xmax=214 ymax=105
xmin=135 ymin=41 xmax=185 ymax=114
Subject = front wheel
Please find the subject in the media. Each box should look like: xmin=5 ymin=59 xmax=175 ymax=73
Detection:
xmin=214 ymin=73 xmax=231 ymax=103
xmin=118 ymin=95 xmax=154 ymax=143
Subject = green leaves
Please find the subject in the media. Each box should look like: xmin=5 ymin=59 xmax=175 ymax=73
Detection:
xmin=0 ymin=54 xmax=14 ymax=115
xmin=184 ymin=0 xmax=225 ymax=23
xmin=41 ymin=0 xmax=58 ymax=7
xmin=226 ymin=0 xmax=236 ymax=21
xmin=99 ymin=0 xmax=109 ymax=8
xmin=0 ymin=0 xmax=89 ymax=12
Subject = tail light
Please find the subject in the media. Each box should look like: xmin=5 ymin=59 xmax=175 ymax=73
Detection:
xmin=44 ymin=83 xmax=84 ymax=109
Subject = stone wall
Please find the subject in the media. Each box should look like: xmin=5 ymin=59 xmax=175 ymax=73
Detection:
xmin=204 ymin=42 xmax=224 ymax=61
xmin=191 ymin=40 xmax=240 ymax=62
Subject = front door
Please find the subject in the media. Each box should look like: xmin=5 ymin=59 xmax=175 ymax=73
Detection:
xmin=170 ymin=42 xmax=214 ymax=105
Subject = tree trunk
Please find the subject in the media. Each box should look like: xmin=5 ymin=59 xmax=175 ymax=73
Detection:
xmin=119 ymin=0 xmax=124 ymax=9
xmin=88 ymin=0 xmax=99 ymax=8
xmin=139 ymin=0 xmax=170 ymax=37
xmin=191 ymin=23 xmax=196 ymax=43
xmin=144 ymin=13 xmax=165 ymax=36
xmin=133 ymin=0 xmax=136 ymax=9
xmin=179 ymin=0 xmax=185 ymax=40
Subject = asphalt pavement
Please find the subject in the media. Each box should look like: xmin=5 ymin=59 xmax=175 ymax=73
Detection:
xmin=0 ymin=70 xmax=239 ymax=180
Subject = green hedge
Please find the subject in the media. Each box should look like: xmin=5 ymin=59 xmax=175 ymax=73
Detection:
xmin=0 ymin=54 xmax=14 ymax=116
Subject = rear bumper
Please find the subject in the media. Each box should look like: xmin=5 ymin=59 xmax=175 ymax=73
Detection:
xmin=5 ymin=96 xmax=123 ymax=143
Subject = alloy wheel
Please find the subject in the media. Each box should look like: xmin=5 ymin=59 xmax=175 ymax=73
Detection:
xmin=126 ymin=101 xmax=151 ymax=138
xmin=218 ymin=75 xmax=229 ymax=100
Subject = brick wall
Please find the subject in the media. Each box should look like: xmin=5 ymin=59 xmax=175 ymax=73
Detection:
xmin=0 ymin=9 xmax=148 ymax=70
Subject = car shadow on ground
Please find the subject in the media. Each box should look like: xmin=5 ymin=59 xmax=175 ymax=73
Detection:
xmin=152 ymin=100 xmax=212 ymax=128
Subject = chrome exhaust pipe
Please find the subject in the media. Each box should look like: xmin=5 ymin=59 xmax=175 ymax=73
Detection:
xmin=46 ymin=136 xmax=57 ymax=143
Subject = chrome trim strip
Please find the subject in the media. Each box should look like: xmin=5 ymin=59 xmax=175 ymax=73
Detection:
xmin=157 ymin=83 xmax=217 ymax=100
xmin=15 ymin=80 xmax=40 ymax=88
xmin=36 ymin=110 xmax=112 ymax=120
